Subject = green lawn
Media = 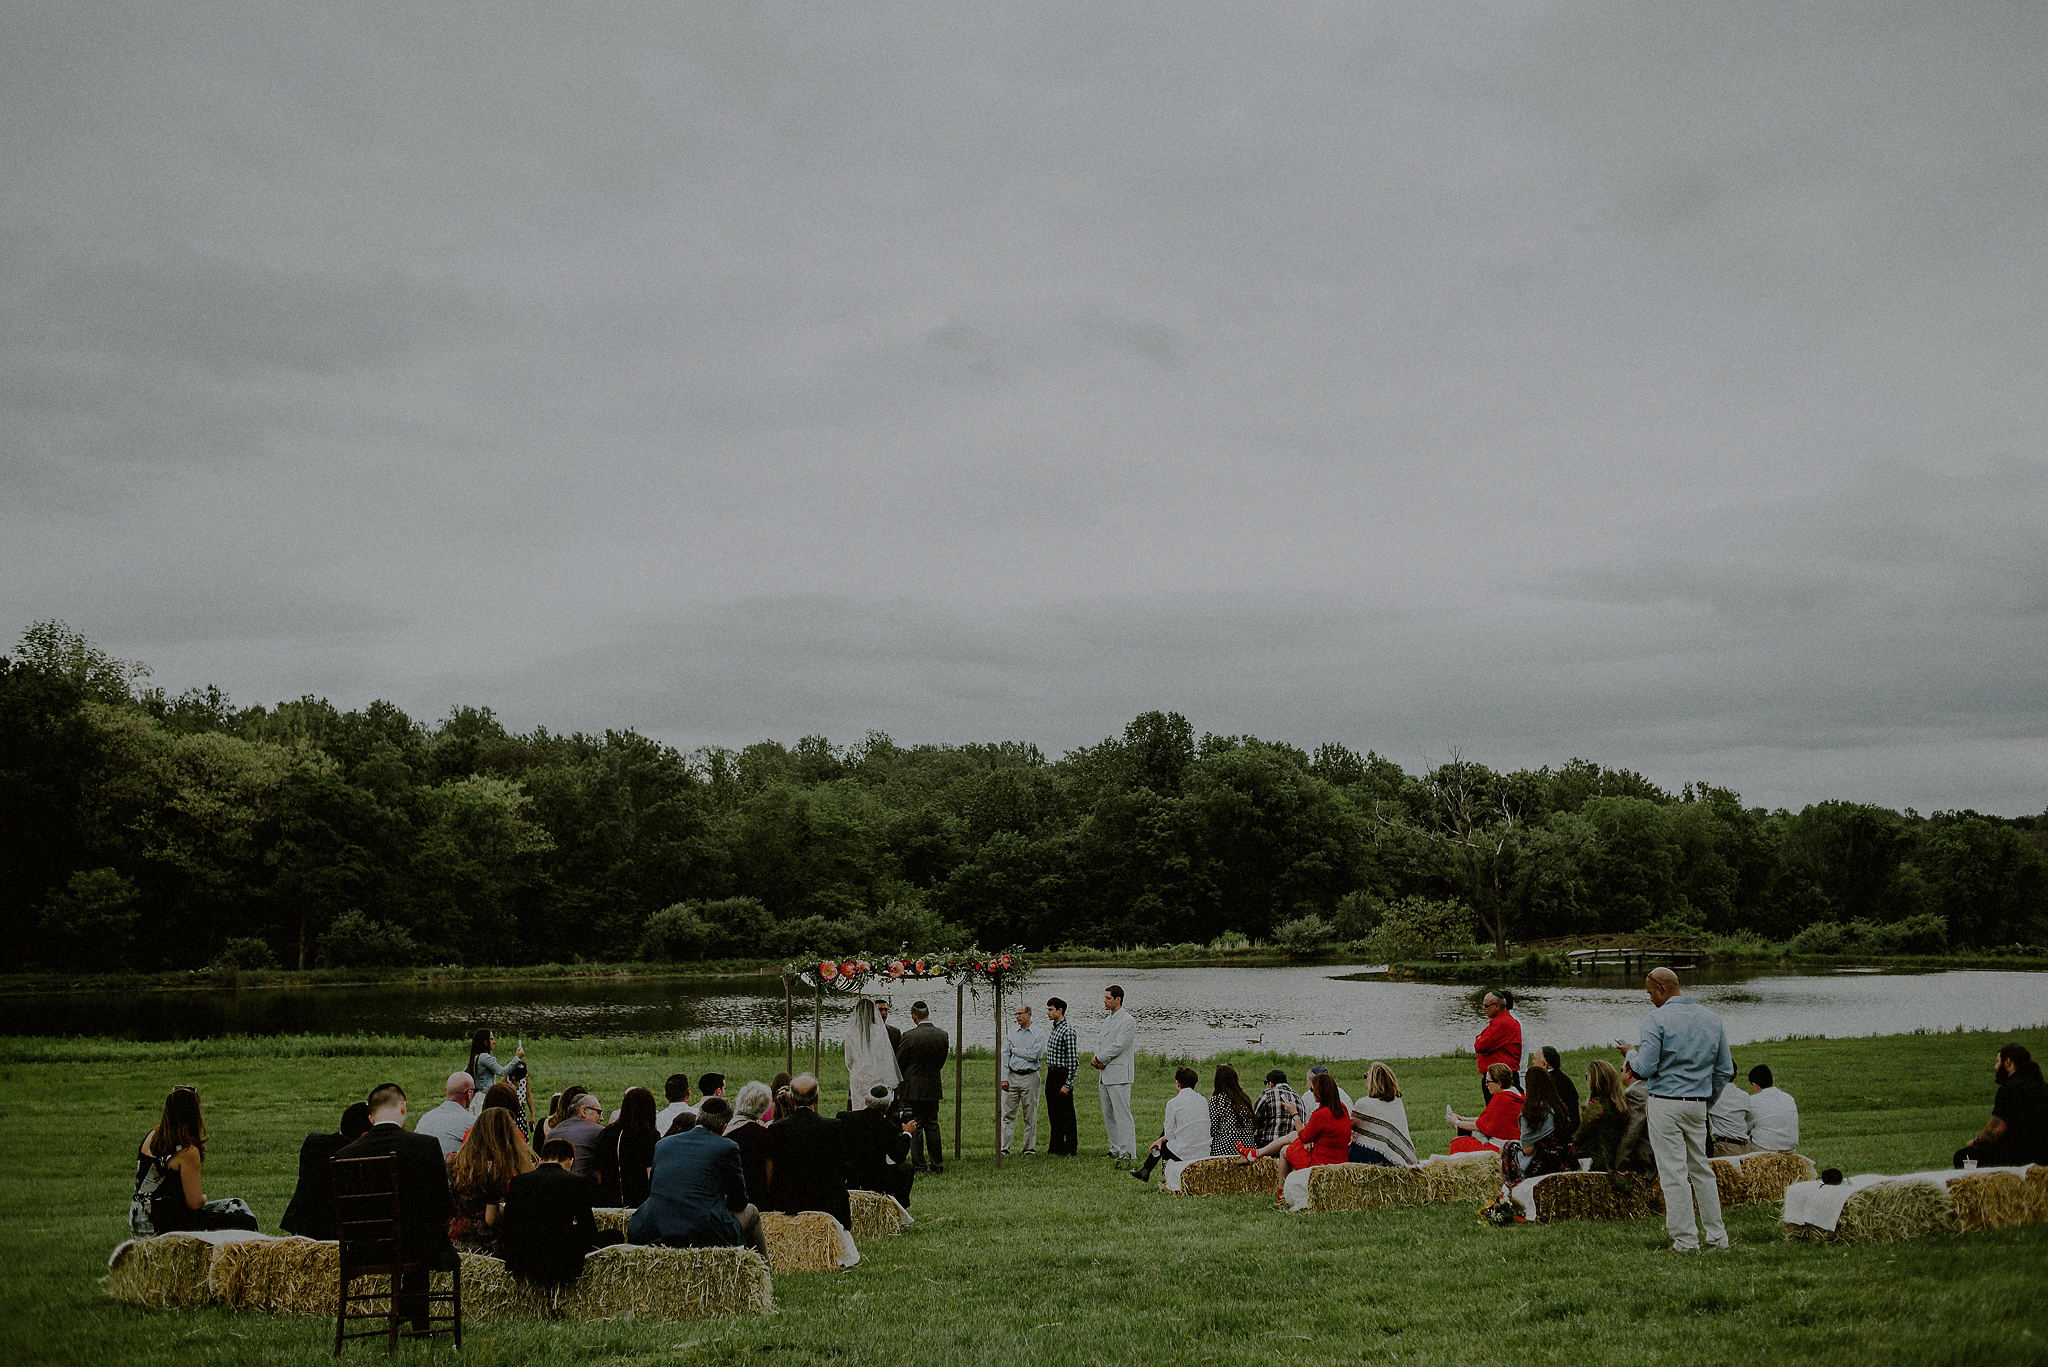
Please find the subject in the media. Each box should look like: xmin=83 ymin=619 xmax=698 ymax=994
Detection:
xmin=3 ymin=1026 xmax=2044 ymax=1367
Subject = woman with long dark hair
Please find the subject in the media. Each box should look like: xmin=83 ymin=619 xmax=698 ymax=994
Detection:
xmin=130 ymin=1087 xmax=258 ymax=1234
xmin=770 ymin=1072 xmax=796 ymax=1123
xmin=465 ymin=1029 xmax=524 ymax=1115
xmin=591 ymin=1087 xmax=660 ymax=1207
xmin=449 ymin=1107 xmax=535 ymax=1253
xmin=1503 ymin=1065 xmax=1576 ymax=1182
xmin=1207 ymin=1064 xmax=1257 ymax=1157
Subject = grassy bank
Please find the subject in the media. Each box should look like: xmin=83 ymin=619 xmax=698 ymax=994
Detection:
xmin=4 ymin=1025 xmax=2046 ymax=1366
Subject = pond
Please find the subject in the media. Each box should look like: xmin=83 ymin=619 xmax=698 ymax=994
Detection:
xmin=3 ymin=964 xmax=2042 ymax=1065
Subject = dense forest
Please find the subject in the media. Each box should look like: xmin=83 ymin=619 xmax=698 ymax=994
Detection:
xmin=3 ymin=621 xmax=2044 ymax=974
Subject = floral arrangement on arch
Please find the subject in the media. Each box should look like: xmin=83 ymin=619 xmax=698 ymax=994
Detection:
xmin=787 ymin=953 xmax=950 ymax=991
xmin=939 ymin=946 xmax=1029 ymax=989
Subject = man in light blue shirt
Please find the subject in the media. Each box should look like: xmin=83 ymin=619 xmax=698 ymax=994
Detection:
xmin=1000 ymin=1004 xmax=1047 ymax=1155
xmin=1620 ymin=967 xmax=1735 ymax=1251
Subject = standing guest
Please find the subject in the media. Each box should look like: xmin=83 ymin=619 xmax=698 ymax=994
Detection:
xmin=414 ymin=1072 xmax=477 ymax=1159
xmin=131 ymin=1086 xmax=259 ymax=1235
xmin=281 ymin=1101 xmax=374 ymax=1240
xmin=498 ymin=1138 xmax=621 ymax=1287
xmin=1132 ymin=1066 xmax=1211 ymax=1183
xmin=726 ymin=1081 xmax=776 ymax=1205
xmin=550 ymin=1092 xmax=607 ymax=1177
xmin=1503 ymin=1066 xmax=1576 ymax=1183
xmin=337 ymin=1083 xmax=459 ymax=1329
xmin=1253 ymin=1070 xmax=1302 ymax=1148
xmin=876 ymin=999 xmax=903 ymax=1057
xmin=770 ymin=1072 xmax=796 ymax=1123
xmin=1473 ymin=991 xmax=1524 ymax=1098
xmin=655 ymin=1075 xmax=696 ymax=1133
xmin=1954 ymin=1044 xmax=2048 ymax=1169
xmin=1446 ymin=1064 xmax=1522 ymax=1154
xmin=1043 ymin=998 xmax=1081 ymax=1157
xmin=465 ymin=1030 xmax=522 ymax=1111
xmin=1090 ymin=985 xmax=1138 ymax=1163
xmin=1532 ymin=1047 xmax=1580 ymax=1133
xmin=1349 ymin=1063 xmax=1415 ymax=1168
xmin=448 ymin=1108 xmax=533 ymax=1254
xmin=1001 ymin=1003 xmax=1046 ymax=1156
xmin=478 ymin=1081 xmax=529 ymax=1140
xmin=1573 ymin=1060 xmax=1636 ymax=1178
xmin=1743 ymin=1065 xmax=1802 ymax=1153
xmin=591 ymin=1087 xmax=660 ymax=1208
xmin=838 ymin=1083 xmax=918 ymax=1206
xmin=629 ymin=1101 xmax=769 ymax=1260
xmin=1620 ymin=967 xmax=1735 ymax=1252
xmin=1207 ymin=1064 xmax=1258 ymax=1157
xmin=1707 ymin=1062 xmax=1756 ymax=1157
xmin=768 ymin=1074 xmax=852 ymax=1229
xmin=895 ymin=1003 xmax=951 ymax=1174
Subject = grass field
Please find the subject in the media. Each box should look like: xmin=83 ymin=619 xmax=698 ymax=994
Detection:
xmin=3 ymin=1024 xmax=2044 ymax=1367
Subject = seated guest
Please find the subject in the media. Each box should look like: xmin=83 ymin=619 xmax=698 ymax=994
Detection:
xmin=655 ymin=1074 xmax=695 ymax=1133
xmin=131 ymin=1086 xmax=259 ymax=1235
xmin=770 ymin=1072 xmax=796 ymax=1122
xmin=628 ymin=1101 xmax=770 ymax=1259
xmin=1133 ymin=1067 xmax=1210 ymax=1182
xmin=448 ymin=1108 xmax=533 ymax=1254
xmin=1349 ymin=1063 xmax=1415 ymax=1167
xmin=1271 ymin=1071 xmax=1352 ymax=1198
xmin=1446 ymin=1064 xmax=1522 ymax=1154
xmin=696 ymin=1096 xmax=734 ymax=1135
xmin=591 ymin=1087 xmax=659 ymax=1208
xmin=337 ymin=1082 xmax=460 ymax=1330
xmin=1253 ymin=1069 xmax=1302 ymax=1149
xmin=415 ymin=1072 xmax=477 ymax=1159
xmin=1614 ymin=1066 xmax=1657 ymax=1176
xmin=1954 ymin=1044 xmax=2048 ymax=1169
xmin=1503 ymin=1065 xmax=1575 ymax=1182
xmin=1708 ymin=1062 xmax=1756 ymax=1157
xmin=280 ymin=1101 xmax=373 ymax=1240
xmin=699 ymin=1073 xmax=727 ymax=1103
xmin=1744 ymin=1064 xmax=1801 ymax=1153
xmin=1301 ymin=1064 xmax=1353 ymax=1119
xmin=768 ymin=1074 xmax=851 ymax=1229
xmin=550 ymin=1092 xmax=606 ymax=1177
xmin=1207 ymin=1064 xmax=1258 ymax=1157
xmin=536 ymin=1085 xmax=587 ymax=1147
xmin=498 ymin=1138 xmax=622 ymax=1287
xmin=726 ymin=1082 xmax=775 ymax=1204
xmin=837 ymin=1083 xmax=918 ymax=1206
xmin=1532 ymin=1047 xmax=1580 ymax=1133
xmin=1573 ymin=1060 xmax=1635 ymax=1177
xmin=478 ymin=1080 xmax=528 ymax=1139
xmin=665 ymin=1110 xmax=699 ymax=1137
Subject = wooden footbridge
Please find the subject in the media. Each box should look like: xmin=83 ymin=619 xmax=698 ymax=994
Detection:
xmin=1520 ymin=933 xmax=1706 ymax=975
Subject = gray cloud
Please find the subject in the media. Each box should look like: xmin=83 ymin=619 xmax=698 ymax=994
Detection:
xmin=3 ymin=1 xmax=2045 ymax=816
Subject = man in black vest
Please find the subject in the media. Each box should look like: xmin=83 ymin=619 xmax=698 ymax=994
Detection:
xmin=768 ymin=1074 xmax=852 ymax=1228
xmin=499 ymin=1138 xmax=622 ymax=1286
xmin=335 ymin=1082 xmax=458 ymax=1330
xmin=894 ymin=1002 xmax=949 ymax=1173
xmin=280 ymin=1100 xmax=372 ymax=1241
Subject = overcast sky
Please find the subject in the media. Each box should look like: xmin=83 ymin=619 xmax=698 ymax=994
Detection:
xmin=5 ymin=2 xmax=2045 ymax=814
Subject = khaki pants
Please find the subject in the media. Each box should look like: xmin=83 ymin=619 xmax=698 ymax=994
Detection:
xmin=1001 ymin=1072 xmax=1041 ymax=1153
xmin=1648 ymin=1096 xmax=1727 ymax=1250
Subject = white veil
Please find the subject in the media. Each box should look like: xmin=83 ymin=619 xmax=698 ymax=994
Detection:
xmin=842 ymin=996 xmax=902 ymax=1108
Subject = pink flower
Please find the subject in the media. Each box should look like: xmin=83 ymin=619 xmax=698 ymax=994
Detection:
xmin=819 ymin=961 xmax=837 ymax=980
xmin=889 ymin=960 xmax=905 ymax=978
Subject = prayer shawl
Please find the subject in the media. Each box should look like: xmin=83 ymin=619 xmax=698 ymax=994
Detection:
xmin=842 ymin=997 xmax=902 ymax=1107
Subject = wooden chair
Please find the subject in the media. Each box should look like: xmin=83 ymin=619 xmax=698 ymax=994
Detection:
xmin=330 ymin=1154 xmax=461 ymax=1354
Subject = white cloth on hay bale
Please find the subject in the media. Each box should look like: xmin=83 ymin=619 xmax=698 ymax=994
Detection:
xmin=847 ymin=1189 xmax=914 ymax=1236
xmin=1782 ymin=1166 xmax=2032 ymax=1233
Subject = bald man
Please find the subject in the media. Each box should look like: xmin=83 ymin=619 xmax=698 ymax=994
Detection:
xmin=414 ymin=1071 xmax=476 ymax=1158
xmin=1619 ymin=968 xmax=1734 ymax=1251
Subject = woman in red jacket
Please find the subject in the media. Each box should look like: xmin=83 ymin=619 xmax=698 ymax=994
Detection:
xmin=1272 ymin=1072 xmax=1351 ymax=1199
xmin=1447 ymin=1063 xmax=1523 ymax=1154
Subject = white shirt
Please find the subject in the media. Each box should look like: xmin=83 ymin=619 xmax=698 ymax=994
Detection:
xmin=655 ymin=1100 xmax=697 ymax=1133
xmin=1303 ymin=1084 xmax=1354 ymax=1122
xmin=1161 ymin=1086 xmax=1211 ymax=1159
xmin=1708 ymin=1085 xmax=1751 ymax=1142
xmin=1746 ymin=1086 xmax=1799 ymax=1151
xmin=414 ymin=1099 xmax=472 ymax=1157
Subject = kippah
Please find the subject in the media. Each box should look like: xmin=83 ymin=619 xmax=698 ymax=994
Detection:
xmin=911 ymin=1000 xmax=928 ymax=1013
xmin=869 ymin=1084 xmax=891 ymax=1099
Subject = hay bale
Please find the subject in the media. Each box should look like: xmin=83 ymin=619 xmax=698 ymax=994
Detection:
xmin=1529 ymin=1171 xmax=1662 ymax=1223
xmin=593 ymin=1207 xmax=633 ymax=1238
xmin=106 ymin=1235 xmax=222 ymax=1308
xmin=1422 ymin=1154 xmax=1505 ymax=1206
xmin=1950 ymin=1165 xmax=2048 ymax=1233
xmin=1168 ymin=1156 xmax=1280 ymax=1197
xmin=557 ymin=1246 xmax=773 ymax=1321
xmin=1734 ymin=1151 xmax=1817 ymax=1204
xmin=847 ymin=1189 xmax=913 ymax=1236
xmin=1786 ymin=1179 xmax=1956 ymax=1245
xmin=1304 ymin=1163 xmax=1429 ymax=1212
xmin=210 ymin=1237 xmax=341 ymax=1316
xmin=758 ymin=1212 xmax=851 ymax=1272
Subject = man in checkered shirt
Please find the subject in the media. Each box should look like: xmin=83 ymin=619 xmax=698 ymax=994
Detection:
xmin=1042 ymin=997 xmax=1081 ymax=1156
xmin=1253 ymin=1068 xmax=1302 ymax=1148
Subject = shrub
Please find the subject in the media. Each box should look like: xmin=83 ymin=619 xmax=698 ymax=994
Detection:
xmin=37 ymin=868 xmax=141 ymax=971
xmin=1271 ymin=913 xmax=1337 ymax=957
xmin=639 ymin=904 xmax=713 ymax=961
xmin=1786 ymin=920 xmax=1850 ymax=956
xmin=1362 ymin=896 xmax=1476 ymax=962
xmin=1208 ymin=929 xmax=1251 ymax=951
xmin=211 ymin=937 xmax=279 ymax=971
xmin=1860 ymin=913 xmax=1949 ymax=955
xmin=316 ymin=911 xmax=420 ymax=969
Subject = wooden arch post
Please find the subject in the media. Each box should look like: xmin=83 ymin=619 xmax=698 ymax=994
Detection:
xmin=782 ymin=974 xmax=794 ymax=1076
xmin=953 ymin=981 xmax=964 ymax=1165
xmin=992 ymin=977 xmax=1004 ymax=1171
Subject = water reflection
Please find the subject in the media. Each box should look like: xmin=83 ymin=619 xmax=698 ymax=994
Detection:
xmin=2 ymin=965 xmax=2041 ymax=1060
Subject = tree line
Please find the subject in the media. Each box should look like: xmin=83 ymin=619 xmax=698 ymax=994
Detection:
xmin=3 ymin=621 xmax=2044 ymax=973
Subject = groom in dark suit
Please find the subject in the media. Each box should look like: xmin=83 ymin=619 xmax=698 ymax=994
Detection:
xmin=894 ymin=1002 xmax=949 ymax=1173
xmin=336 ymin=1082 xmax=458 ymax=1330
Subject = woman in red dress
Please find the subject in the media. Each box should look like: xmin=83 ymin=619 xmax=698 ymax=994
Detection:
xmin=1267 ymin=1072 xmax=1351 ymax=1199
xmin=1447 ymin=1063 xmax=1522 ymax=1154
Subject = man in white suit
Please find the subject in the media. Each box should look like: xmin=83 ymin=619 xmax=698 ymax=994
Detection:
xmin=1090 ymin=984 xmax=1138 ymax=1162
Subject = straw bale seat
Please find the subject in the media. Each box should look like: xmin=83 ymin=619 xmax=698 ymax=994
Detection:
xmin=106 ymin=1230 xmax=274 ymax=1308
xmin=118 ymin=1236 xmax=773 ymax=1322
xmin=757 ymin=1211 xmax=859 ymax=1271
xmin=1301 ymin=1152 xmax=1501 ymax=1213
xmin=1511 ymin=1150 xmax=1811 ymax=1223
xmin=1162 ymin=1156 xmax=1281 ymax=1196
xmin=847 ymin=1189 xmax=914 ymax=1237
xmin=1785 ymin=1164 xmax=2047 ymax=1245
